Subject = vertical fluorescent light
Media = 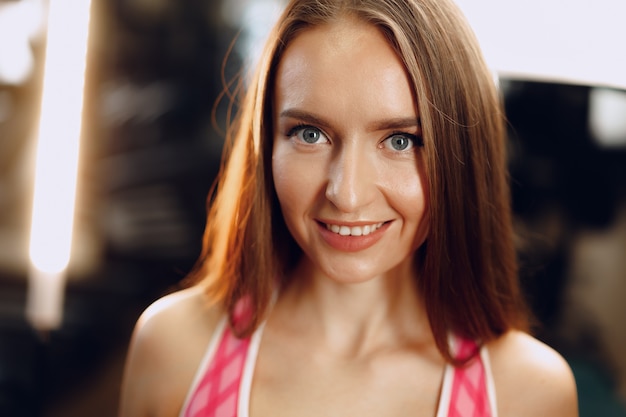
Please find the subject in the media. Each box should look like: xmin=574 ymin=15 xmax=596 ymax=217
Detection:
xmin=27 ymin=0 xmax=92 ymax=330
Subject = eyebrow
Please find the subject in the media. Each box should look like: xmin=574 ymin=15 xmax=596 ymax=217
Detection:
xmin=279 ymin=108 xmax=421 ymax=133
xmin=279 ymin=109 xmax=330 ymax=129
xmin=369 ymin=117 xmax=421 ymax=133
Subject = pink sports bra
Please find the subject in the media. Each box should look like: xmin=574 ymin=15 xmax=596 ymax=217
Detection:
xmin=180 ymin=318 xmax=497 ymax=417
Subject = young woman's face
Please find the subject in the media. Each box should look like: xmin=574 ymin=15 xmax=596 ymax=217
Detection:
xmin=272 ymin=18 xmax=429 ymax=284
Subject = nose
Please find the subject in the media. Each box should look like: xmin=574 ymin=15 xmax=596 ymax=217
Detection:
xmin=325 ymin=144 xmax=376 ymax=213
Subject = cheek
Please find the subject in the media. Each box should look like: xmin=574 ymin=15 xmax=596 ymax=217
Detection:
xmin=382 ymin=159 xmax=429 ymax=243
xmin=272 ymin=157 xmax=293 ymax=212
xmin=398 ymin=179 xmax=428 ymax=227
xmin=383 ymin=158 xmax=428 ymax=210
xmin=272 ymin=150 xmax=319 ymax=220
xmin=409 ymin=163 xmax=430 ymax=245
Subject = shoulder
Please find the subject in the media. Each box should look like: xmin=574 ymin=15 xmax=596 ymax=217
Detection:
xmin=119 ymin=285 xmax=224 ymax=417
xmin=486 ymin=330 xmax=578 ymax=417
xmin=134 ymin=285 xmax=222 ymax=342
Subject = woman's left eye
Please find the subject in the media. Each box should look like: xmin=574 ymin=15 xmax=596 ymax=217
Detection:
xmin=383 ymin=133 xmax=420 ymax=151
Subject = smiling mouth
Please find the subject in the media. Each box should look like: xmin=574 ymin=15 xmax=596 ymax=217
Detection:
xmin=324 ymin=222 xmax=385 ymax=237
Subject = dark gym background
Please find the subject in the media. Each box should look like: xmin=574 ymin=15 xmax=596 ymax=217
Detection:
xmin=0 ymin=0 xmax=625 ymax=415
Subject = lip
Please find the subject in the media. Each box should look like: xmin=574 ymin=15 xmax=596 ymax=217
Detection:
xmin=316 ymin=220 xmax=391 ymax=252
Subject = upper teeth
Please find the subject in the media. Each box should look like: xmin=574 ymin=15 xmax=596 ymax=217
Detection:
xmin=326 ymin=223 xmax=384 ymax=236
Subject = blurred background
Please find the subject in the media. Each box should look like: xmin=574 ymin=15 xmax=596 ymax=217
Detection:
xmin=0 ymin=0 xmax=624 ymax=416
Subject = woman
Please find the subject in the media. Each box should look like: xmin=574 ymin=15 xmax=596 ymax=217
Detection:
xmin=119 ymin=0 xmax=578 ymax=416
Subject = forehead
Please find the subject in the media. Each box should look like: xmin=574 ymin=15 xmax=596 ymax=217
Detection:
xmin=273 ymin=17 xmax=418 ymax=123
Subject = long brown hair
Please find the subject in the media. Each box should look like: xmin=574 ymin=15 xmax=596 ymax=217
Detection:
xmin=191 ymin=0 xmax=529 ymax=363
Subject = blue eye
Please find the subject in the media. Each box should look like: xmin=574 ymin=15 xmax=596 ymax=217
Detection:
xmin=287 ymin=125 xmax=329 ymax=144
xmin=384 ymin=133 xmax=418 ymax=151
xmin=300 ymin=127 xmax=322 ymax=143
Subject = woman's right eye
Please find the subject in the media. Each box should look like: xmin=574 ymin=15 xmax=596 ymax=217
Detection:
xmin=288 ymin=126 xmax=329 ymax=144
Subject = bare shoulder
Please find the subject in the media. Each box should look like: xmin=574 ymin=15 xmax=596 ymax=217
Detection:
xmin=487 ymin=330 xmax=578 ymax=417
xmin=135 ymin=285 xmax=221 ymax=339
xmin=119 ymin=285 xmax=223 ymax=417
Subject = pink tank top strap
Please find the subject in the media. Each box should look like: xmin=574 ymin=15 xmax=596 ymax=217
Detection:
xmin=447 ymin=337 xmax=492 ymax=417
xmin=183 ymin=306 xmax=493 ymax=417
xmin=183 ymin=325 xmax=251 ymax=417
xmin=183 ymin=298 xmax=254 ymax=417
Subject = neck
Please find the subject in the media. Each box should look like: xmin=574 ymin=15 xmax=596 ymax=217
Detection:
xmin=277 ymin=257 xmax=431 ymax=357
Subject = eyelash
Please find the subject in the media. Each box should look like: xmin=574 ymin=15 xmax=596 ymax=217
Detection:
xmin=285 ymin=123 xmax=321 ymax=138
xmin=285 ymin=124 xmax=423 ymax=149
xmin=385 ymin=131 xmax=424 ymax=149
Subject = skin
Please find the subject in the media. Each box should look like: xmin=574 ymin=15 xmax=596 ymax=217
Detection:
xmin=271 ymin=12 xmax=429 ymax=287
xmin=119 ymin=16 xmax=578 ymax=417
